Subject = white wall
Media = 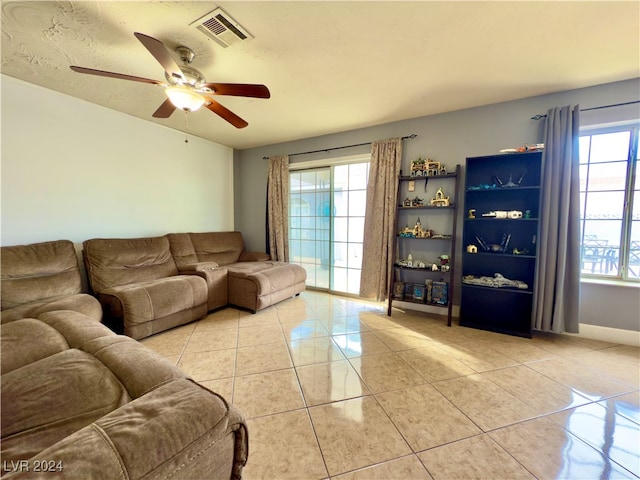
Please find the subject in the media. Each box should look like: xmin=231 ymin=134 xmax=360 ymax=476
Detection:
xmin=1 ymin=75 xmax=234 ymax=246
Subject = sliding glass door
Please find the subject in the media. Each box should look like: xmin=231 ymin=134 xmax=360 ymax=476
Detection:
xmin=289 ymin=161 xmax=369 ymax=294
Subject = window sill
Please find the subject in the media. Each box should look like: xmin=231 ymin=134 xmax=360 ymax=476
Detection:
xmin=580 ymin=277 xmax=640 ymax=288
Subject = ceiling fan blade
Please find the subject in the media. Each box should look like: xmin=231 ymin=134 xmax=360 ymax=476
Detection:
xmin=152 ymin=98 xmax=177 ymax=118
xmin=70 ymin=66 xmax=161 ymax=85
xmin=203 ymin=83 xmax=271 ymax=99
xmin=134 ymin=32 xmax=184 ymax=82
xmin=204 ymin=98 xmax=248 ymax=129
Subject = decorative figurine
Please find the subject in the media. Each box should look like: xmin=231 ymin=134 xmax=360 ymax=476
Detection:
xmin=466 ymin=245 xmax=478 ymax=253
xmin=411 ymin=196 xmax=424 ymax=207
xmin=430 ymin=187 xmax=450 ymax=207
xmin=462 ymin=273 xmax=528 ymax=289
xmin=413 ymin=218 xmax=422 ymax=237
xmin=468 ymin=209 xmax=476 ymax=219
xmin=494 ymin=170 xmax=527 ymax=188
xmin=403 ymin=198 xmax=412 ymax=207
xmin=524 ymin=209 xmax=531 ymax=219
xmin=507 ymin=210 xmax=523 ymax=219
xmin=410 ymin=158 xmax=426 ymax=177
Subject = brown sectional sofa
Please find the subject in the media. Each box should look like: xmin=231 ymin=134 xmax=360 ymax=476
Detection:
xmin=1 ymin=240 xmax=102 ymax=324
xmin=1 ymin=310 xmax=248 ymax=479
xmin=83 ymin=231 xmax=306 ymax=340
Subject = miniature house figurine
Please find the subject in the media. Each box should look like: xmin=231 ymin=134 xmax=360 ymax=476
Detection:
xmin=411 ymin=217 xmax=432 ymax=238
xmin=430 ymin=187 xmax=450 ymax=207
xmin=413 ymin=218 xmax=422 ymax=237
xmin=410 ymin=158 xmax=426 ymax=177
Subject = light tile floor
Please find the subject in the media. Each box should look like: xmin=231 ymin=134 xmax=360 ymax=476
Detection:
xmin=140 ymin=290 xmax=640 ymax=480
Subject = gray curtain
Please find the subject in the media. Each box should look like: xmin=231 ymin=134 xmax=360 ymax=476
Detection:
xmin=360 ymin=138 xmax=403 ymax=301
xmin=533 ymin=105 xmax=581 ymax=333
xmin=267 ymin=155 xmax=289 ymax=261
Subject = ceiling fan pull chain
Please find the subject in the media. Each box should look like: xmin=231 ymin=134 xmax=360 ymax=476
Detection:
xmin=184 ymin=110 xmax=189 ymax=145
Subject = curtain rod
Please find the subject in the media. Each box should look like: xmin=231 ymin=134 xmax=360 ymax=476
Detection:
xmin=530 ymin=100 xmax=640 ymax=120
xmin=262 ymin=134 xmax=417 ymax=160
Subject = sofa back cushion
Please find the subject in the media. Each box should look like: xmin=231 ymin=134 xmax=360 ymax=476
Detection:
xmin=83 ymin=236 xmax=178 ymax=293
xmin=191 ymin=231 xmax=245 ymax=266
xmin=168 ymin=232 xmax=245 ymax=266
xmin=1 ymin=240 xmax=83 ymax=311
xmin=166 ymin=233 xmax=200 ymax=269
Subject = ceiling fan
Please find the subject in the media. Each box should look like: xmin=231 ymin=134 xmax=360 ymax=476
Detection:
xmin=70 ymin=32 xmax=270 ymax=129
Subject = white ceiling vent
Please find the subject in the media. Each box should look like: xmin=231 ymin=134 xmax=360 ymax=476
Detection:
xmin=190 ymin=8 xmax=252 ymax=48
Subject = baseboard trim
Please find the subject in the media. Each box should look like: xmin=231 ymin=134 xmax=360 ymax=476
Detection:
xmin=576 ymin=323 xmax=640 ymax=347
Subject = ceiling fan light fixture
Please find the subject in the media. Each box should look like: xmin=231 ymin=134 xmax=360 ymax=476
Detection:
xmin=165 ymin=85 xmax=205 ymax=111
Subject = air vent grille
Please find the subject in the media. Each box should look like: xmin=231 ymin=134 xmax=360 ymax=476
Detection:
xmin=190 ymin=8 xmax=252 ymax=48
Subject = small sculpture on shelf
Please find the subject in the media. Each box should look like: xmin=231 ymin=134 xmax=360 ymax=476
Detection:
xmin=462 ymin=273 xmax=528 ymax=289
xmin=399 ymin=225 xmax=414 ymax=237
xmin=411 ymin=196 xmax=424 ymax=207
xmin=481 ymin=210 xmax=523 ymax=219
xmin=413 ymin=218 xmax=433 ymax=238
xmin=426 ymin=161 xmax=441 ymax=176
xmin=430 ymin=187 xmax=450 ymax=207
xmin=403 ymin=198 xmax=412 ymax=207
xmin=410 ymin=158 xmax=426 ymax=177
xmin=466 ymin=244 xmax=478 ymax=254
xmin=439 ymin=254 xmax=450 ymax=272
xmin=494 ymin=170 xmax=526 ymax=188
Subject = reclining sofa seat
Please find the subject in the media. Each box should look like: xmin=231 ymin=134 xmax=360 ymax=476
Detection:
xmin=168 ymin=232 xmax=307 ymax=313
xmin=0 ymin=310 xmax=248 ymax=479
xmin=0 ymin=240 xmax=102 ymax=324
xmin=83 ymin=236 xmax=208 ymax=340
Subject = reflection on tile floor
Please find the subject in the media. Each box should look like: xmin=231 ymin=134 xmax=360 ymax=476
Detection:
xmin=140 ymin=290 xmax=640 ymax=479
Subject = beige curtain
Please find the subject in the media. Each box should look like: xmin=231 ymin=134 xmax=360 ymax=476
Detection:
xmin=359 ymin=138 xmax=403 ymax=301
xmin=267 ymin=155 xmax=289 ymax=261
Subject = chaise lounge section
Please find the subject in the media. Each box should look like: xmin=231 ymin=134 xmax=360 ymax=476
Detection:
xmin=167 ymin=231 xmax=307 ymax=312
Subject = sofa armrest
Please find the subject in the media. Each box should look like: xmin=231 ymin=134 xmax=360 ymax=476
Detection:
xmin=179 ymin=267 xmax=228 ymax=312
xmin=238 ymin=251 xmax=271 ymax=262
xmin=177 ymin=262 xmax=219 ymax=273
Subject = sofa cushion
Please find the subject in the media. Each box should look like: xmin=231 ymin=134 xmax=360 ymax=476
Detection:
xmin=227 ymin=261 xmax=306 ymax=290
xmin=1 ymin=240 xmax=83 ymax=310
xmin=101 ymin=276 xmax=207 ymax=326
xmin=0 ymin=318 xmax=69 ymax=374
xmin=168 ymin=232 xmax=245 ymax=267
xmin=226 ymin=261 xmax=307 ymax=311
xmin=83 ymin=236 xmax=179 ymax=293
xmin=0 ymin=293 xmax=103 ymax=325
xmin=1 ymin=348 xmax=130 ymax=462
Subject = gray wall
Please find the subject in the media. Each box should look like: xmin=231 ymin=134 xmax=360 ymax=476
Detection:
xmin=235 ymin=78 xmax=640 ymax=332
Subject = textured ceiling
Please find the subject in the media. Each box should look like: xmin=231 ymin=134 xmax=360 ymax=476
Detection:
xmin=2 ymin=1 xmax=639 ymax=149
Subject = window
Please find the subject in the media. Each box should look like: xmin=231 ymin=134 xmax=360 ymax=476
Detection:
xmin=579 ymin=124 xmax=639 ymax=281
xmin=289 ymin=159 xmax=370 ymax=294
